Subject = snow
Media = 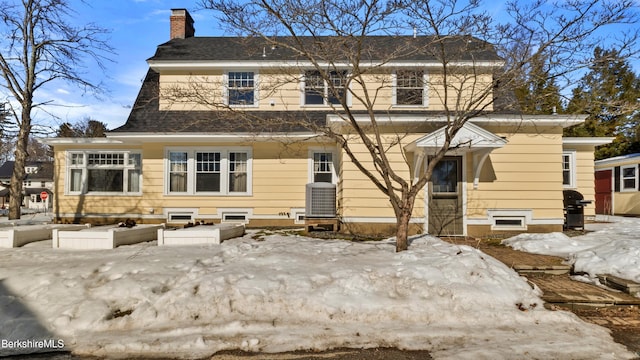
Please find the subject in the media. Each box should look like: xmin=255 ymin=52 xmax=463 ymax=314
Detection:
xmin=503 ymin=215 xmax=640 ymax=283
xmin=0 ymin=219 xmax=636 ymax=359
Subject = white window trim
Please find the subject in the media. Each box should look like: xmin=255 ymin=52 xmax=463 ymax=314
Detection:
xmin=217 ymin=208 xmax=253 ymax=224
xmin=164 ymin=147 xmax=253 ymax=196
xmin=487 ymin=209 xmax=531 ymax=231
xmin=300 ymin=70 xmax=352 ymax=107
xmin=308 ymin=148 xmax=338 ymax=184
xmin=224 ymin=71 xmax=259 ymax=108
xmin=621 ymin=164 xmax=638 ymax=192
xmin=391 ymin=69 xmax=429 ymax=108
xmin=291 ymin=207 xmax=306 ymax=224
xmin=65 ymin=150 xmax=142 ymax=196
xmin=562 ymin=150 xmax=577 ymax=189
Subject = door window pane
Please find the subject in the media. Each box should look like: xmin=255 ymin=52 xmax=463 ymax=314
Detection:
xmin=432 ymin=159 xmax=458 ymax=193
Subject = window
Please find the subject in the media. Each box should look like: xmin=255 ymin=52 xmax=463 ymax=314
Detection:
xmin=227 ymin=72 xmax=256 ymax=106
xmin=66 ymin=151 xmax=141 ymax=194
xmin=312 ymin=152 xmax=334 ymax=183
xmin=394 ymin=70 xmax=426 ymax=106
xmin=621 ymin=165 xmax=637 ymax=191
xmin=432 ymin=159 xmax=458 ymax=193
xmin=562 ymin=151 xmax=576 ymax=188
xmin=196 ymin=152 xmax=221 ymax=192
xmin=166 ymin=148 xmax=252 ymax=195
xmin=303 ymin=70 xmax=348 ymax=106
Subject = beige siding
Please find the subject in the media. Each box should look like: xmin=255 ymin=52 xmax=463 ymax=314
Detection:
xmin=339 ymin=134 xmax=424 ymax=219
xmin=156 ymin=69 xmax=495 ymax=112
xmin=53 ymin=142 xmax=331 ymax=221
xmin=573 ymin=146 xmax=597 ymax=217
xmin=467 ymin=130 xmax=564 ymax=220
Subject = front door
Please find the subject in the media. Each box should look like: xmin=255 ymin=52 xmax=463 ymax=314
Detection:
xmin=428 ymin=156 xmax=463 ymax=236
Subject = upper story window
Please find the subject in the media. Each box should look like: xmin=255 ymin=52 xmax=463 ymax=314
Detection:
xmin=393 ymin=69 xmax=427 ymax=106
xmin=66 ymin=151 xmax=141 ymax=195
xmin=166 ymin=147 xmax=252 ymax=196
xmin=562 ymin=151 xmax=576 ymax=188
xmin=303 ymin=70 xmax=348 ymax=106
xmin=227 ymin=71 xmax=256 ymax=106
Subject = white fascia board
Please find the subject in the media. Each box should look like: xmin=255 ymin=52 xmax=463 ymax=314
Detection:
xmin=562 ymin=137 xmax=615 ymax=146
xmin=105 ymin=132 xmax=331 ymax=143
xmin=37 ymin=137 xmax=125 ymax=145
xmin=326 ymin=113 xmax=587 ymax=127
xmin=148 ymin=60 xmax=503 ymax=71
xmin=595 ymin=152 xmax=640 ymax=167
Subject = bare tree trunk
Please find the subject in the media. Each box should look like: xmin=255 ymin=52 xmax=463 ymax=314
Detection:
xmin=394 ymin=193 xmax=418 ymax=252
xmin=395 ymin=209 xmax=412 ymax=252
xmin=8 ymin=108 xmax=30 ymax=220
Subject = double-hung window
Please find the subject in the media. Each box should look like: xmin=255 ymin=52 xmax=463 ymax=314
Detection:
xmin=393 ymin=69 xmax=427 ymax=106
xmin=67 ymin=151 xmax=141 ymax=194
xmin=227 ymin=71 xmax=256 ymax=106
xmin=621 ymin=165 xmax=637 ymax=191
xmin=562 ymin=151 xmax=576 ymax=188
xmin=303 ymin=70 xmax=348 ymax=106
xmin=309 ymin=150 xmax=336 ymax=183
xmin=166 ymin=148 xmax=251 ymax=195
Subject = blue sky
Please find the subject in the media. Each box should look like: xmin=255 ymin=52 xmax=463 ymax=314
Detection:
xmin=33 ymin=0 xmax=222 ymax=131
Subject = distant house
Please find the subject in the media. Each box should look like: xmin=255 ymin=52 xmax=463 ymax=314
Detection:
xmin=0 ymin=161 xmax=54 ymax=210
xmin=41 ymin=9 xmax=611 ymax=236
xmin=594 ymin=153 xmax=640 ymax=216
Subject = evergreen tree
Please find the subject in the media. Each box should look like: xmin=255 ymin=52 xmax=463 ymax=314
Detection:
xmin=514 ymin=53 xmax=564 ymax=115
xmin=565 ymin=47 xmax=640 ymax=159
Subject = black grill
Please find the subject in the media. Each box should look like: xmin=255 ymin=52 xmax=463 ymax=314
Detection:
xmin=563 ymin=190 xmax=592 ymax=230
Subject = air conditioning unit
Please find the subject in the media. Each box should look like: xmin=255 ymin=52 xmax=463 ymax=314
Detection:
xmin=305 ymin=183 xmax=336 ymax=218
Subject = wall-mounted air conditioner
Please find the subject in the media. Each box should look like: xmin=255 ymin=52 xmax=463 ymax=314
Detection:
xmin=305 ymin=183 xmax=336 ymax=218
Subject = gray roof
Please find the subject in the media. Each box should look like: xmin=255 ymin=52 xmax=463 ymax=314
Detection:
xmin=149 ymin=36 xmax=502 ymax=63
xmin=0 ymin=161 xmax=53 ymax=181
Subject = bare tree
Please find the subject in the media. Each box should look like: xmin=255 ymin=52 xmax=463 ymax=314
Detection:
xmin=0 ymin=0 xmax=112 ymax=219
xmin=198 ymin=0 xmax=638 ymax=251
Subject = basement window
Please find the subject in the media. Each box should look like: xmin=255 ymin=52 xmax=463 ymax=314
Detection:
xmin=492 ymin=217 xmax=526 ymax=230
xmin=168 ymin=212 xmax=195 ymax=222
xmin=222 ymin=213 xmax=249 ymax=223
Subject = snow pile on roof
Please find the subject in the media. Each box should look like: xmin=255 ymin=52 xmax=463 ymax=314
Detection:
xmin=0 ymin=233 xmax=634 ymax=359
xmin=503 ymin=216 xmax=640 ymax=283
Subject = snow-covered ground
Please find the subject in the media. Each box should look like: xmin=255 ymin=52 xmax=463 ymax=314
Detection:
xmin=0 ymin=219 xmax=636 ymax=359
xmin=503 ymin=215 xmax=640 ymax=283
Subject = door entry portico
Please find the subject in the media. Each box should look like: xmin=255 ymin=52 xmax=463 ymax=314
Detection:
xmin=428 ymin=156 xmax=463 ymax=235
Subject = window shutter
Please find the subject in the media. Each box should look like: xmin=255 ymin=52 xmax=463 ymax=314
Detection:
xmin=614 ymin=166 xmax=620 ymax=192
xmin=638 ymin=164 xmax=640 ymax=191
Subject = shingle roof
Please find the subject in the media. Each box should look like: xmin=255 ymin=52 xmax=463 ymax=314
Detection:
xmin=148 ymin=36 xmax=502 ymax=63
xmin=0 ymin=161 xmax=53 ymax=181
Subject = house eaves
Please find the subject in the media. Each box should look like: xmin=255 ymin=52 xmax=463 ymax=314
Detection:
xmin=563 ymin=137 xmax=615 ymax=146
xmin=104 ymin=133 xmax=332 ymax=143
xmin=147 ymin=59 xmax=504 ymax=71
xmin=326 ymin=114 xmax=587 ymax=128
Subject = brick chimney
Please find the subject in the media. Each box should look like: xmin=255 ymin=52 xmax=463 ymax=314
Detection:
xmin=170 ymin=8 xmax=195 ymax=40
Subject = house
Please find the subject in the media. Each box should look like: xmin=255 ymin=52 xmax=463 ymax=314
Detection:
xmin=594 ymin=153 xmax=640 ymax=216
xmin=0 ymin=161 xmax=54 ymax=210
xmin=41 ymin=9 xmax=611 ymax=237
